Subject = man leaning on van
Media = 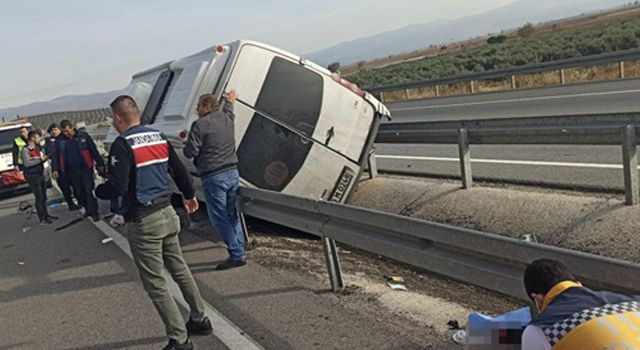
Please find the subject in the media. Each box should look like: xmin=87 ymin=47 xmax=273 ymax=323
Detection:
xmin=183 ymin=90 xmax=246 ymax=270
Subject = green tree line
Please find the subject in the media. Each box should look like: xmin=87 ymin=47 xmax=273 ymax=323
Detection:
xmin=349 ymin=17 xmax=640 ymax=88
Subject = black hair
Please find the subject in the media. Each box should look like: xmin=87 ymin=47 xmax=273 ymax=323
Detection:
xmin=47 ymin=123 xmax=59 ymax=134
xmin=27 ymin=130 xmax=42 ymax=140
xmin=524 ymin=259 xmax=576 ymax=297
xmin=60 ymin=120 xmax=73 ymax=129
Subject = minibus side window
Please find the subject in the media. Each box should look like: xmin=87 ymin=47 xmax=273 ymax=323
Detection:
xmin=141 ymin=70 xmax=173 ymax=125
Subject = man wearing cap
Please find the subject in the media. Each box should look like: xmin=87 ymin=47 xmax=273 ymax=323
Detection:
xmin=45 ymin=123 xmax=79 ymax=210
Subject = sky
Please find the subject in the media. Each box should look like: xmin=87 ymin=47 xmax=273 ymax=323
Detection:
xmin=0 ymin=0 xmax=525 ymax=108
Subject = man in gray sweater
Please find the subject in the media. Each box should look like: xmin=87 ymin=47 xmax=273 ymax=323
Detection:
xmin=184 ymin=90 xmax=246 ymax=270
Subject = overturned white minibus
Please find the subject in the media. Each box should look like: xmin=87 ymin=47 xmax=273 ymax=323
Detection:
xmin=105 ymin=40 xmax=389 ymax=203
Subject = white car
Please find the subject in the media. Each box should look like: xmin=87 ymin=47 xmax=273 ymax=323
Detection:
xmin=105 ymin=40 xmax=390 ymax=203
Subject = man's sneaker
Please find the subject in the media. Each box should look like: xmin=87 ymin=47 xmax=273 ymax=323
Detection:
xmin=161 ymin=338 xmax=193 ymax=350
xmin=91 ymin=214 xmax=100 ymax=222
xmin=68 ymin=204 xmax=81 ymax=211
xmin=46 ymin=215 xmax=58 ymax=220
xmin=216 ymin=258 xmax=246 ymax=271
xmin=186 ymin=316 xmax=213 ymax=336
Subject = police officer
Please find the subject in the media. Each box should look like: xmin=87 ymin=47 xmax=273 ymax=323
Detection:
xmin=95 ymin=95 xmax=211 ymax=350
xmin=522 ymin=259 xmax=640 ymax=350
xmin=12 ymin=126 xmax=29 ymax=171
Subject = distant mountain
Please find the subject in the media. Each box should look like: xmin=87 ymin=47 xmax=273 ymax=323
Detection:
xmin=306 ymin=0 xmax=632 ymax=66
xmin=0 ymin=89 xmax=122 ymax=119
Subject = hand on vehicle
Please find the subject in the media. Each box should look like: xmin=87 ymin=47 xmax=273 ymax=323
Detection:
xmin=52 ymin=171 xmax=59 ymax=180
xmin=184 ymin=197 xmax=199 ymax=214
xmin=223 ymin=89 xmax=238 ymax=104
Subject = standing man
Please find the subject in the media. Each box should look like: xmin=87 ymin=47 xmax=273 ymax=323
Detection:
xmin=184 ymin=90 xmax=246 ymax=270
xmin=45 ymin=123 xmax=79 ymax=210
xmin=12 ymin=126 xmax=29 ymax=172
xmin=51 ymin=120 xmax=104 ymax=221
xmin=96 ymin=95 xmax=212 ymax=350
xmin=522 ymin=259 xmax=640 ymax=350
xmin=21 ymin=130 xmax=57 ymax=225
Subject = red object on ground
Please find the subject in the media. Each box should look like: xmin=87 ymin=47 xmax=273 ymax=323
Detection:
xmin=1 ymin=171 xmax=26 ymax=186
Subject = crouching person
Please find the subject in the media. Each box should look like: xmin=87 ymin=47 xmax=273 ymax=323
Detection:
xmin=21 ymin=130 xmax=57 ymax=225
xmin=522 ymin=259 xmax=640 ymax=350
xmin=96 ymin=95 xmax=212 ymax=350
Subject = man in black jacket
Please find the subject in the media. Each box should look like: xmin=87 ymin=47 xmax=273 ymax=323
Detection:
xmin=45 ymin=123 xmax=79 ymax=210
xmin=51 ymin=120 xmax=105 ymax=221
xmin=183 ymin=90 xmax=246 ymax=270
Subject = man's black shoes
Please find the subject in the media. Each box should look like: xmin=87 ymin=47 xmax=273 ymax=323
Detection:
xmin=186 ymin=316 xmax=213 ymax=336
xmin=162 ymin=338 xmax=193 ymax=350
xmin=68 ymin=204 xmax=81 ymax=211
xmin=215 ymin=258 xmax=246 ymax=271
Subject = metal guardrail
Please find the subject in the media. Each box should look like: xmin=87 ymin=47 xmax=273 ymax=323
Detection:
xmin=365 ymin=48 xmax=640 ymax=100
xmin=238 ymin=187 xmax=640 ymax=300
xmin=374 ymin=113 xmax=640 ymax=205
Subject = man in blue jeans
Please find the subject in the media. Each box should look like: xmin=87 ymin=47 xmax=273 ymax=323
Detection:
xmin=184 ymin=90 xmax=246 ymax=270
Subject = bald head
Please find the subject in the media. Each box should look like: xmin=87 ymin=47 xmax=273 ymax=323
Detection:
xmin=110 ymin=95 xmax=140 ymax=123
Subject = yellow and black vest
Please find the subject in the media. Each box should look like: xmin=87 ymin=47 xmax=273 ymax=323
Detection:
xmin=531 ymin=281 xmax=640 ymax=350
xmin=13 ymin=136 xmax=27 ymax=165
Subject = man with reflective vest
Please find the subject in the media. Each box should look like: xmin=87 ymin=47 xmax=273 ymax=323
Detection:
xmin=51 ymin=120 xmax=105 ymax=221
xmin=95 ymin=95 xmax=211 ymax=350
xmin=522 ymin=258 xmax=640 ymax=350
xmin=11 ymin=126 xmax=29 ymax=171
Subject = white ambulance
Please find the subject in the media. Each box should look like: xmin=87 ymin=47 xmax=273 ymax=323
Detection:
xmin=105 ymin=40 xmax=389 ymax=203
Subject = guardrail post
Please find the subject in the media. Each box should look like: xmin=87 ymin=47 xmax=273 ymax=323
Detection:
xmin=458 ymin=128 xmax=473 ymax=189
xmin=367 ymin=149 xmax=378 ymax=179
xmin=511 ymin=75 xmax=517 ymax=89
xmin=619 ymin=61 xmax=626 ymax=78
xmin=559 ymin=69 xmax=566 ymax=84
xmin=435 ymin=85 xmax=440 ymax=97
xmin=322 ymin=236 xmax=343 ymax=292
xmin=469 ymin=80 xmax=475 ymax=93
xmin=404 ymin=89 xmax=410 ymax=100
xmin=239 ymin=212 xmax=251 ymax=248
xmin=622 ymin=125 xmax=639 ymax=205
xmin=379 ymin=92 xmax=385 ymax=102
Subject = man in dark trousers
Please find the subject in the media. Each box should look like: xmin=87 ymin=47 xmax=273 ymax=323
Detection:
xmin=96 ymin=95 xmax=211 ymax=350
xmin=12 ymin=125 xmax=29 ymax=172
xmin=183 ymin=90 xmax=246 ymax=270
xmin=51 ymin=120 xmax=104 ymax=221
xmin=45 ymin=123 xmax=79 ymax=210
xmin=21 ymin=130 xmax=58 ymax=225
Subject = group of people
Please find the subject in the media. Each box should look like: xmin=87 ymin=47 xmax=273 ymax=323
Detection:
xmin=11 ymin=120 xmax=104 ymax=225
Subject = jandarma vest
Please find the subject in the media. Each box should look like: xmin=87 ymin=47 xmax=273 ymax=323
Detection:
xmin=531 ymin=281 xmax=640 ymax=350
xmin=14 ymin=136 xmax=26 ymax=165
xmin=119 ymin=125 xmax=170 ymax=204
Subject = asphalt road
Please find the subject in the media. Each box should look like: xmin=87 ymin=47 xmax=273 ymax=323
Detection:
xmin=385 ymin=78 xmax=640 ymax=122
xmin=376 ymin=79 xmax=640 ymax=191
xmin=374 ymin=143 xmax=630 ymax=191
xmin=0 ymin=190 xmax=432 ymax=350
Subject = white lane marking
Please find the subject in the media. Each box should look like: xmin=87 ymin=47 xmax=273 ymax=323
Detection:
xmin=376 ymin=155 xmax=625 ymax=170
xmin=390 ymin=89 xmax=640 ymax=112
xmin=92 ymin=220 xmax=265 ymax=350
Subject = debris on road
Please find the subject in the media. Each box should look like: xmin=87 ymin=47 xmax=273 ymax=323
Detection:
xmin=387 ymin=282 xmax=408 ymax=291
xmin=108 ymin=214 xmax=124 ymax=227
xmin=55 ymin=217 xmax=84 ymax=231
xmin=384 ymin=275 xmax=404 ymax=283
xmin=101 ymin=237 xmax=114 ymax=244
xmin=22 ymin=226 xmax=31 ymax=233
xmin=447 ymin=320 xmax=462 ymax=330
xmin=452 ymin=329 xmax=466 ymax=345
xmin=17 ymin=261 xmax=25 ymax=266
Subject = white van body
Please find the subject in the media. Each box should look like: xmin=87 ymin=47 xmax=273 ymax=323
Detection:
xmin=105 ymin=40 xmax=389 ymax=203
xmin=0 ymin=121 xmax=48 ymax=194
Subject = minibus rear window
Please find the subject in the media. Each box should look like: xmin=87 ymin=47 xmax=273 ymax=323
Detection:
xmin=237 ymin=114 xmax=311 ymax=191
xmin=254 ymin=57 xmax=323 ymax=137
